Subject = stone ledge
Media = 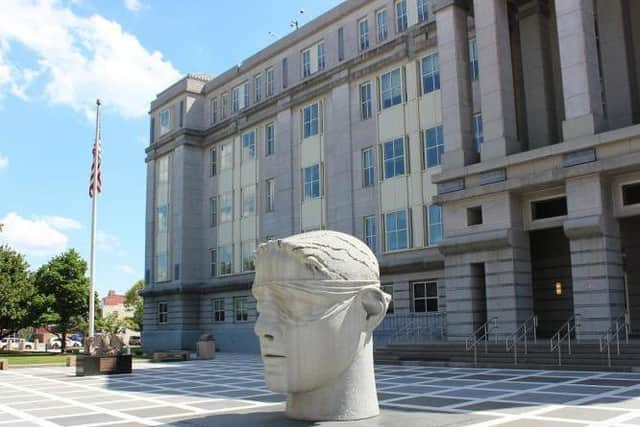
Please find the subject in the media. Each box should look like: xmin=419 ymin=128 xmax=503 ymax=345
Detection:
xmin=437 ymin=228 xmax=514 ymax=255
xmin=563 ymin=215 xmax=606 ymax=239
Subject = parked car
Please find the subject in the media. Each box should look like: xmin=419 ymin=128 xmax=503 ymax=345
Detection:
xmin=49 ymin=337 xmax=82 ymax=349
xmin=128 ymin=336 xmax=141 ymax=346
xmin=0 ymin=338 xmax=34 ymax=351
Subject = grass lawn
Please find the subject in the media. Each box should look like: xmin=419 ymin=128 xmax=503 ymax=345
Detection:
xmin=0 ymin=352 xmax=69 ymax=366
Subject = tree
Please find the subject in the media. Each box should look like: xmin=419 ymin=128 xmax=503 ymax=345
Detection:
xmin=0 ymin=246 xmax=44 ymax=340
xmin=96 ymin=312 xmax=127 ymax=335
xmin=33 ymin=249 xmax=90 ymax=353
xmin=124 ymin=279 xmax=144 ymax=332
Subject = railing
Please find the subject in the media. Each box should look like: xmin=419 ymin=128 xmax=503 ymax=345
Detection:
xmin=465 ymin=317 xmax=498 ymax=366
xmin=550 ymin=314 xmax=580 ymax=366
xmin=505 ymin=314 xmax=538 ymax=365
xmin=374 ymin=312 xmax=446 ymax=347
xmin=599 ymin=311 xmax=630 ymax=368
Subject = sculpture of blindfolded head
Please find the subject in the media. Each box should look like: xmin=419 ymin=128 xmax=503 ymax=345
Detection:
xmin=253 ymin=230 xmax=390 ymax=421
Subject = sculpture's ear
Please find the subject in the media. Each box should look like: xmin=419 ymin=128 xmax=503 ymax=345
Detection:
xmin=360 ymin=287 xmax=390 ymax=332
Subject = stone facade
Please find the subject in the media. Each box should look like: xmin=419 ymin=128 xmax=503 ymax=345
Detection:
xmin=142 ymin=0 xmax=640 ymax=352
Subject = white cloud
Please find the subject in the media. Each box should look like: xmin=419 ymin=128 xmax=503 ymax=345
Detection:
xmin=40 ymin=215 xmax=82 ymax=230
xmin=0 ymin=153 xmax=8 ymax=169
xmin=118 ymin=264 xmax=136 ymax=274
xmin=97 ymin=230 xmax=124 ymax=255
xmin=0 ymin=0 xmax=181 ymax=119
xmin=0 ymin=212 xmax=68 ymax=256
xmin=124 ymin=0 xmax=142 ymax=12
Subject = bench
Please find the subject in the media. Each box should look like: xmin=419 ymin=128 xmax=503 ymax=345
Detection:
xmin=0 ymin=358 xmax=8 ymax=370
xmin=152 ymin=350 xmax=190 ymax=362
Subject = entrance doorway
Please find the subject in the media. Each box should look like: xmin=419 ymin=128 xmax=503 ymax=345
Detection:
xmin=469 ymin=263 xmax=488 ymax=333
xmin=530 ymin=227 xmax=574 ymax=338
xmin=621 ymin=216 xmax=640 ymax=335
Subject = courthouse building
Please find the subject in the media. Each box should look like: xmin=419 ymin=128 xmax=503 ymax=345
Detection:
xmin=142 ymin=0 xmax=640 ymax=353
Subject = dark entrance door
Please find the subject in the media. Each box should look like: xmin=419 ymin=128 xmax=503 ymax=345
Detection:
xmin=621 ymin=216 xmax=640 ymax=335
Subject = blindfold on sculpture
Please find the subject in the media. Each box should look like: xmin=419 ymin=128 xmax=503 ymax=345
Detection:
xmin=253 ymin=280 xmax=381 ymax=296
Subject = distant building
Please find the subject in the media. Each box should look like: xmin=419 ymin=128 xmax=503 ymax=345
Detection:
xmin=102 ymin=290 xmax=137 ymax=343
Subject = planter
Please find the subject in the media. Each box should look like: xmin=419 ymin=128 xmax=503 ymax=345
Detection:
xmin=75 ymin=354 xmax=132 ymax=376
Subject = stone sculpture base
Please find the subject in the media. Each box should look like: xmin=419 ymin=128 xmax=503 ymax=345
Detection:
xmin=75 ymin=355 xmax=132 ymax=376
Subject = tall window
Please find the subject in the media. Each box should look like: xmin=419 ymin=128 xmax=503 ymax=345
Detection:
xmin=381 ymin=68 xmax=402 ymax=109
xmin=338 ymin=27 xmax=345 ymax=61
xmin=220 ymin=142 xmax=233 ymax=170
xmin=395 ymin=0 xmax=408 ymax=33
xmin=469 ymin=38 xmax=479 ymax=81
xmin=362 ymin=147 xmax=375 ymax=187
xmin=241 ymin=241 xmax=256 ymax=272
xmin=421 ymin=53 xmax=440 ymax=94
xmin=383 ymin=138 xmax=405 ymax=179
xmin=242 ymin=131 xmax=256 ymax=161
xmin=417 ymin=0 xmax=429 ymax=22
xmin=243 ymin=81 xmax=250 ymax=109
xmin=473 ymin=113 xmax=484 ymax=153
xmin=210 ymin=249 xmax=217 ymax=277
xmin=364 ymin=215 xmax=377 ymax=253
xmin=231 ymin=86 xmax=240 ymax=112
xmin=266 ymin=178 xmax=275 ymax=212
xmin=266 ymin=67 xmax=274 ymax=97
xmin=219 ymin=245 xmax=233 ymax=275
xmin=221 ymin=93 xmax=229 ymax=119
xmin=282 ymin=57 xmax=288 ymax=88
xmin=427 ymin=204 xmax=443 ymax=245
xmin=265 ymin=123 xmax=275 ymax=156
xmin=155 ymin=155 xmax=170 ymax=282
xmin=377 ymin=9 xmax=388 ymax=41
xmin=302 ymin=42 xmax=325 ymax=77
xmin=317 ymin=42 xmax=325 ymax=71
xmin=234 ymin=296 xmax=248 ymax=322
xmin=359 ymin=18 xmax=369 ymax=50
xmin=412 ymin=281 xmax=438 ymax=312
xmin=210 ymin=147 xmax=217 ymax=176
xmin=242 ymin=186 xmax=256 ymax=217
xmin=160 ymin=109 xmax=170 ymax=135
xmin=220 ymin=192 xmax=233 ymax=223
xmin=303 ymin=49 xmax=312 ymax=78
xmin=304 ymin=164 xmax=321 ymax=200
xmin=360 ymin=81 xmax=372 ymax=120
xmin=424 ymin=125 xmax=444 ymax=168
xmin=209 ymin=196 xmax=217 ymax=227
xmin=213 ymin=298 xmax=224 ymax=322
xmin=158 ymin=302 xmax=168 ymax=324
xmin=385 ymin=210 xmax=408 ymax=252
xmin=255 ymin=74 xmax=263 ymax=103
xmin=210 ymin=97 xmax=218 ymax=124
xmin=303 ymin=103 xmax=319 ymax=138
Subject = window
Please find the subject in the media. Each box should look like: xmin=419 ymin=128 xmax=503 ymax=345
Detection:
xmin=220 ymin=192 xmax=233 ymax=223
xmin=421 ymin=53 xmax=440 ymax=94
xmin=231 ymin=86 xmax=240 ymax=113
xmin=623 ymin=183 xmax=640 ymax=206
xmin=473 ymin=114 xmax=484 ymax=153
xmin=418 ymin=0 xmax=429 ymax=22
xmin=303 ymin=49 xmax=312 ymax=78
xmin=179 ymin=100 xmax=184 ymax=128
xmin=220 ymin=142 xmax=233 ymax=170
xmin=362 ymin=147 xmax=375 ymax=187
xmin=304 ymin=164 xmax=321 ymax=200
xmin=242 ymin=186 xmax=256 ymax=217
xmin=364 ymin=215 xmax=377 ymax=253
xmin=210 ymin=97 xmax=218 ymax=124
xmin=317 ymin=43 xmax=325 ymax=71
xmin=158 ymin=302 xmax=168 ymax=324
xmin=231 ymin=83 xmax=248 ymax=112
xmin=377 ymin=9 xmax=388 ymax=41
xmin=338 ymin=27 xmax=345 ymax=61
xmin=266 ymin=178 xmax=275 ymax=212
xmin=219 ymin=245 xmax=233 ymax=275
xmin=469 ymin=38 xmax=479 ymax=81
xmin=282 ymin=57 xmax=288 ymax=88
xmin=150 ymin=117 xmax=155 ymax=144
xmin=266 ymin=67 xmax=274 ymax=97
xmin=424 ymin=125 xmax=444 ymax=168
xmin=380 ymin=68 xmax=402 ymax=109
xmin=210 ymin=147 xmax=217 ymax=176
xmin=382 ymin=284 xmax=394 ymax=313
xmin=242 ymin=131 xmax=256 ymax=161
xmin=265 ymin=123 xmax=275 ymax=156
xmin=242 ymin=241 xmax=256 ymax=272
xmin=395 ymin=0 xmax=408 ymax=33
xmin=383 ymin=138 xmax=405 ymax=179
xmin=360 ymin=81 xmax=372 ymax=120
xmin=243 ymin=81 xmax=250 ymax=109
xmin=155 ymin=155 xmax=170 ymax=282
xmin=160 ymin=109 xmax=170 ymax=135
xmin=302 ymin=42 xmax=325 ymax=78
xmin=210 ymin=249 xmax=217 ymax=277
xmin=427 ymin=204 xmax=443 ymax=245
xmin=213 ymin=298 xmax=225 ymax=322
xmin=359 ymin=18 xmax=369 ymax=50
xmin=210 ymin=196 xmax=217 ymax=227
xmin=234 ymin=296 xmax=248 ymax=322
xmin=412 ymin=281 xmax=438 ymax=312
xmin=303 ymin=103 xmax=320 ymax=138
xmin=467 ymin=206 xmax=483 ymax=226
xmin=255 ymin=74 xmax=263 ymax=103
xmin=385 ymin=210 xmax=409 ymax=252
xmin=531 ymin=197 xmax=568 ymax=220
xmin=221 ymin=93 xmax=229 ymax=119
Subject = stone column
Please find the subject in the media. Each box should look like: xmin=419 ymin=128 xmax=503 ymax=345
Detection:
xmin=555 ymin=0 xmax=604 ymax=139
xmin=519 ymin=1 xmax=558 ymax=149
xmin=564 ymin=175 xmax=625 ymax=341
xmin=434 ymin=0 xmax=477 ymax=169
xmin=473 ymin=0 xmax=520 ymax=160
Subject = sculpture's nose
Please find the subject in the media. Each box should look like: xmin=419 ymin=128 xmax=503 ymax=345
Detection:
xmin=254 ymin=311 xmax=282 ymax=342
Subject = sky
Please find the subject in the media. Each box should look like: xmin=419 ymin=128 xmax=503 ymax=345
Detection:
xmin=0 ymin=0 xmax=343 ymax=297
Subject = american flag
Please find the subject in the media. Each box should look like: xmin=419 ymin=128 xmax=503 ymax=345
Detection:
xmin=89 ymin=139 xmax=102 ymax=198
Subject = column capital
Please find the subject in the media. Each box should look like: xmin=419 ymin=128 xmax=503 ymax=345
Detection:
xmin=432 ymin=0 xmax=471 ymax=14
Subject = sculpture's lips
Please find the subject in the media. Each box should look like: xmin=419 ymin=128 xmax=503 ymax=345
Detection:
xmin=264 ymin=354 xmax=286 ymax=358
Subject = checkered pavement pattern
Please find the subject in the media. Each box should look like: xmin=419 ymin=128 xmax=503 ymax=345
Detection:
xmin=2 ymin=354 xmax=640 ymax=426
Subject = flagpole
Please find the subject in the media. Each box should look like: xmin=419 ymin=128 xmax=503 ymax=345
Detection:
xmin=89 ymin=99 xmax=101 ymax=339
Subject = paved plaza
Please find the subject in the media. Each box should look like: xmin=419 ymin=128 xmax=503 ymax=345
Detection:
xmin=3 ymin=355 xmax=640 ymax=426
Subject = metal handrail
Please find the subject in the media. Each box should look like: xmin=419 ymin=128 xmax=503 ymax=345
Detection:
xmin=465 ymin=317 xmax=498 ymax=366
xmin=505 ymin=314 xmax=538 ymax=365
xmin=550 ymin=314 xmax=580 ymax=366
xmin=599 ymin=311 xmax=630 ymax=368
